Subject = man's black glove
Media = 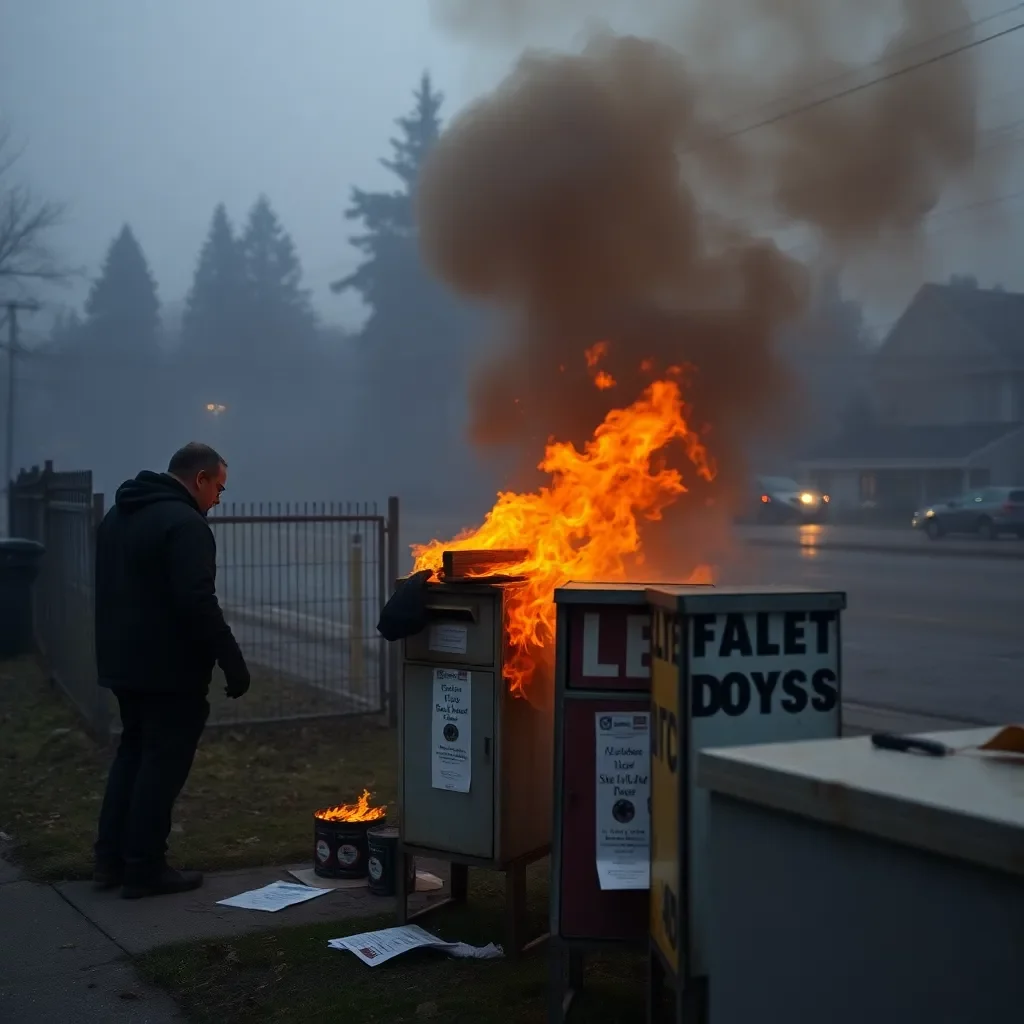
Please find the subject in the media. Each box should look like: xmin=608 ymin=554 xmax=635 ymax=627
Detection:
xmin=224 ymin=667 xmax=251 ymax=699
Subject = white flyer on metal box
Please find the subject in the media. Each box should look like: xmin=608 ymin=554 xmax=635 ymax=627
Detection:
xmin=595 ymin=711 xmax=651 ymax=890
xmin=431 ymin=668 xmax=471 ymax=793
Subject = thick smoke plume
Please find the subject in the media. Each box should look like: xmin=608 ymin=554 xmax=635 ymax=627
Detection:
xmin=418 ymin=0 xmax=978 ymax=564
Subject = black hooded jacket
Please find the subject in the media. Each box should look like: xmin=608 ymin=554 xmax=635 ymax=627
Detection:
xmin=94 ymin=471 xmax=248 ymax=694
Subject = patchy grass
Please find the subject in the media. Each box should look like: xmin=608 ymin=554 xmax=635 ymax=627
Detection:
xmin=140 ymin=868 xmax=648 ymax=1024
xmin=0 ymin=657 xmax=396 ymax=881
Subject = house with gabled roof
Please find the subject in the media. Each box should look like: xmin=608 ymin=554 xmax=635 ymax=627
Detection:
xmin=798 ymin=280 xmax=1024 ymax=513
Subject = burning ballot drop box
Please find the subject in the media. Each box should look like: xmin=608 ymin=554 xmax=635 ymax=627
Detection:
xmin=646 ymin=585 xmax=846 ymax=1023
xmin=549 ymin=582 xmax=694 ymax=1022
xmin=396 ymin=576 xmax=553 ymax=957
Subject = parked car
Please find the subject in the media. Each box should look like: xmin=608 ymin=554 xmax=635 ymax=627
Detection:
xmin=911 ymin=486 xmax=1024 ymax=540
xmin=752 ymin=476 xmax=830 ymax=523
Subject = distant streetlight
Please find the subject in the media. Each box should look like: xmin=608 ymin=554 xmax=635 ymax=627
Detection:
xmin=205 ymin=403 xmax=227 ymax=416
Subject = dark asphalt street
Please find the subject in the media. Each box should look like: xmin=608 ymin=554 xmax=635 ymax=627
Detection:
xmin=718 ymin=545 xmax=1024 ymax=724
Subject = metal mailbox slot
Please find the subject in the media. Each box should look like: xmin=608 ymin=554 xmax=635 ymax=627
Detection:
xmin=403 ymin=592 xmax=496 ymax=667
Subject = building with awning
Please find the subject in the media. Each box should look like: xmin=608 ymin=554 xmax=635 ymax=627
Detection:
xmin=798 ymin=421 xmax=1024 ymax=510
xmin=796 ymin=280 xmax=1024 ymax=512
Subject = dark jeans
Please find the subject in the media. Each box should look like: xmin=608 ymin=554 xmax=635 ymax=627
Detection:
xmin=94 ymin=689 xmax=210 ymax=877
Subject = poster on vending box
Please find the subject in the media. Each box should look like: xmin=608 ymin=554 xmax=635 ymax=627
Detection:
xmin=595 ymin=711 xmax=651 ymax=890
xmin=432 ymin=668 xmax=471 ymax=793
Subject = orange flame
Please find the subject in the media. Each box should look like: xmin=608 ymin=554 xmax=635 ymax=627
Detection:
xmin=412 ymin=377 xmax=716 ymax=697
xmin=584 ymin=340 xmax=609 ymax=368
xmin=585 ymin=341 xmax=617 ymax=389
xmin=314 ymin=789 xmax=387 ymax=822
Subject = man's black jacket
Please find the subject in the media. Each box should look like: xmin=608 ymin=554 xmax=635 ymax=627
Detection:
xmin=94 ymin=471 xmax=248 ymax=695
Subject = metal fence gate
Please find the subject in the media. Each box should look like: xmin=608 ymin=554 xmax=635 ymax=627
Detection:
xmin=8 ymin=460 xmax=400 ymax=739
xmin=207 ymin=499 xmax=400 ymax=727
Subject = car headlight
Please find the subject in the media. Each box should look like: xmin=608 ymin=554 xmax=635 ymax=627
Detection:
xmin=799 ymin=492 xmax=817 ymax=505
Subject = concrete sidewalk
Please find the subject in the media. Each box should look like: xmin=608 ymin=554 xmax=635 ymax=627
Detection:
xmin=55 ymin=860 xmax=446 ymax=955
xmin=0 ymin=853 xmax=448 ymax=1023
xmin=0 ymin=858 xmax=182 ymax=1023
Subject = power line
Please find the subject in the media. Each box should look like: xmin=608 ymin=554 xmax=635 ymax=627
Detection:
xmin=931 ymin=184 xmax=1024 ymax=221
xmin=723 ymin=18 xmax=1024 ymax=141
xmin=718 ymin=2 xmax=1024 ymax=134
xmin=782 ymin=177 xmax=1024 ymax=258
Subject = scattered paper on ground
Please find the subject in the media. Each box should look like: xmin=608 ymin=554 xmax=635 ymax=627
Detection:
xmin=288 ymin=867 xmax=445 ymax=892
xmin=328 ymin=924 xmax=503 ymax=966
xmin=217 ymin=881 xmax=334 ymax=912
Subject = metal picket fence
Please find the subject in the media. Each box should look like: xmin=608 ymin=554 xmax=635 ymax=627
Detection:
xmin=7 ymin=460 xmax=400 ymax=740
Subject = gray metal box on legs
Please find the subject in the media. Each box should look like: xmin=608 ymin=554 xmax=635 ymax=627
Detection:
xmin=396 ymin=578 xmax=553 ymax=957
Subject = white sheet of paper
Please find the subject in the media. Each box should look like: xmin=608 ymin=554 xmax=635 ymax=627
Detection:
xmin=595 ymin=711 xmax=651 ymax=890
xmin=431 ymin=668 xmax=471 ymax=793
xmin=428 ymin=623 xmax=468 ymax=655
xmin=328 ymin=925 xmax=445 ymax=966
xmin=216 ymin=881 xmax=333 ymax=912
xmin=327 ymin=924 xmax=502 ymax=966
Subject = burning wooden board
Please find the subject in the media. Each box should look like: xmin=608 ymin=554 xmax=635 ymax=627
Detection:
xmin=441 ymin=549 xmax=529 ymax=580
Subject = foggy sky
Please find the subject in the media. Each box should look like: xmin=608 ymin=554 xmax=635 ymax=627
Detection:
xmin=3 ymin=0 xmax=1024 ymax=335
xmin=1 ymin=0 xmax=489 ymax=328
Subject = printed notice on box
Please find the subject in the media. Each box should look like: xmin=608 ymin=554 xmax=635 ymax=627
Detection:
xmin=428 ymin=623 xmax=468 ymax=656
xmin=432 ymin=668 xmax=471 ymax=793
xmin=595 ymin=711 xmax=651 ymax=890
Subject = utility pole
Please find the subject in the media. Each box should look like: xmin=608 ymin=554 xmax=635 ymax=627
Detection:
xmin=3 ymin=300 xmax=39 ymax=534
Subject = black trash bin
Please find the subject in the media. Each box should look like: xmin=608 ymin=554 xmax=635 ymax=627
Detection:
xmin=0 ymin=538 xmax=45 ymax=659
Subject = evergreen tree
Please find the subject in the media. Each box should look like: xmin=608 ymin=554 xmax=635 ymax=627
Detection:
xmin=332 ymin=72 xmax=443 ymax=324
xmin=239 ymin=194 xmax=315 ymax=360
xmin=84 ymin=224 xmax=160 ymax=357
xmin=66 ymin=226 xmax=171 ymax=481
xmin=181 ymin=203 xmax=244 ymax=359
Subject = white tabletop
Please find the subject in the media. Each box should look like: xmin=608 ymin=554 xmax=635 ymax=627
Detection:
xmin=697 ymin=728 xmax=1024 ymax=876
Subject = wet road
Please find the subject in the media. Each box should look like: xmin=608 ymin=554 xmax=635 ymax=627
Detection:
xmin=717 ymin=545 xmax=1024 ymax=724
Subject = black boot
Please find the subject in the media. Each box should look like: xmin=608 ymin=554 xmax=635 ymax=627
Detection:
xmin=121 ymin=864 xmax=204 ymax=900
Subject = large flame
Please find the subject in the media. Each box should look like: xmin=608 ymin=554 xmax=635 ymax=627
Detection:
xmin=412 ymin=376 xmax=716 ymax=696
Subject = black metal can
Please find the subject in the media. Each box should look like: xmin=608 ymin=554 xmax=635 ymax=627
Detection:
xmin=314 ymin=815 xmax=384 ymax=879
xmin=366 ymin=824 xmax=414 ymax=897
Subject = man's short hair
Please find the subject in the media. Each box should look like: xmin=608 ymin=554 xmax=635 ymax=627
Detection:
xmin=167 ymin=442 xmax=226 ymax=478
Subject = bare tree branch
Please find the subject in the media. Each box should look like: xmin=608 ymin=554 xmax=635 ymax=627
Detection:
xmin=0 ymin=123 xmax=78 ymax=299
